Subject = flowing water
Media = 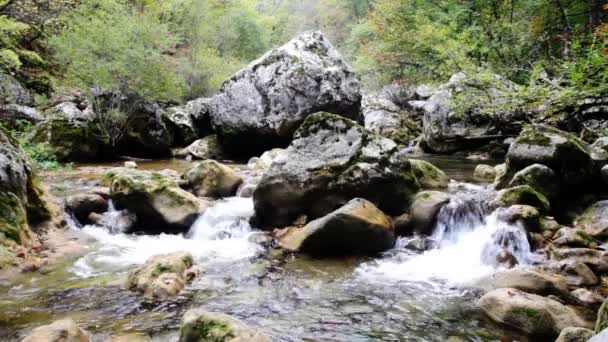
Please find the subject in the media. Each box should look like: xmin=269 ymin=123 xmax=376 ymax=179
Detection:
xmin=0 ymin=157 xmax=543 ymax=341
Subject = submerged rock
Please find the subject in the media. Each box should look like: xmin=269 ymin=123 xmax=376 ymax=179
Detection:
xmin=126 ymin=252 xmax=199 ymax=300
xmin=275 ymin=198 xmax=395 ymax=256
xmin=479 ymin=288 xmax=591 ymax=337
xmin=253 ymin=112 xmax=419 ymax=228
xmin=179 ymin=309 xmax=269 ymax=342
xmin=208 ymin=31 xmax=361 ymax=156
xmin=22 ymin=318 xmax=90 ymax=342
xmin=183 ymin=160 xmax=243 ymax=198
xmin=108 ymin=168 xmax=207 ymax=233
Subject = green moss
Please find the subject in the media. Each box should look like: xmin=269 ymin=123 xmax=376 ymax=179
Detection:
xmin=575 ymin=230 xmax=594 ymax=244
xmin=516 ymin=128 xmax=551 ymax=147
xmin=410 ymin=159 xmax=449 ymax=189
xmin=184 ymin=320 xmax=235 ymax=342
xmin=0 ymin=192 xmax=28 ymax=244
xmin=496 ymin=185 xmax=550 ymax=212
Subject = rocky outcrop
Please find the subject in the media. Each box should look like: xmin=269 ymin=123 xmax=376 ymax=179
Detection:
xmin=253 ymin=112 xmax=419 ymax=229
xmin=173 ymin=135 xmax=225 ymax=160
xmin=1 ymin=128 xmax=59 ymax=247
xmin=179 ymin=309 xmax=269 ymax=342
xmin=183 ymin=160 xmax=243 ymax=198
xmin=410 ymin=72 xmax=526 ymax=153
xmin=275 ymin=198 xmax=395 ymax=256
xmin=208 ymin=31 xmax=361 ymax=156
xmin=126 ymin=252 xmax=199 ymax=300
xmin=163 ymin=98 xmax=211 ymax=146
xmin=0 ymin=72 xmax=32 ymax=106
xmin=479 ymin=288 xmax=591 ymax=337
xmin=107 ymin=168 xmax=208 ymax=233
xmin=575 ymin=201 xmax=608 ymax=240
xmin=22 ymin=318 xmax=90 ymax=342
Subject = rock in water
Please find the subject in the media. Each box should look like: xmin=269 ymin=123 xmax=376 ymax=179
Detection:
xmin=479 ymin=288 xmax=592 ymax=337
xmin=179 ymin=309 xmax=270 ymax=342
xmin=126 ymin=252 xmax=199 ymax=300
xmin=209 ymin=31 xmax=361 ymax=156
xmin=474 ymin=164 xmax=497 ymax=182
xmin=108 ymin=168 xmax=207 ymax=233
xmin=276 ymin=198 xmax=395 ymax=255
xmin=183 ymin=160 xmax=243 ymax=198
xmin=409 ymin=160 xmax=449 ymax=189
xmin=22 ymin=318 xmax=90 ymax=342
xmin=253 ymin=112 xmax=419 ymax=229
xmin=173 ymin=135 xmax=225 ymax=160
xmin=408 ymin=191 xmax=450 ymax=235
xmin=555 ymin=327 xmax=594 ymax=342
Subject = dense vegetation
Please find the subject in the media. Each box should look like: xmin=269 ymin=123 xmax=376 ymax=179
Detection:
xmin=1 ymin=0 xmax=606 ymax=103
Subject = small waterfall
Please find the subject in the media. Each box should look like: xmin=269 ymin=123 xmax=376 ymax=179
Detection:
xmin=357 ymin=183 xmax=537 ymax=285
xmin=73 ymin=197 xmax=262 ymax=277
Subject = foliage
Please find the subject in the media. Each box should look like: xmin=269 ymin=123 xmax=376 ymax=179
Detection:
xmin=48 ymin=0 xmax=182 ymax=101
xmin=0 ymin=119 xmax=68 ymax=170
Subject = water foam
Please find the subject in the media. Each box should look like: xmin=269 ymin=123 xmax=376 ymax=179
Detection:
xmin=357 ymin=185 xmax=536 ymax=285
xmin=72 ymin=197 xmax=262 ymax=277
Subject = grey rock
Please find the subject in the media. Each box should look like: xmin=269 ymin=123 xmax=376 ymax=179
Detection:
xmin=0 ymin=72 xmax=32 ymax=106
xmin=575 ymin=201 xmax=608 ymax=239
xmin=361 ymin=94 xmax=420 ymax=145
xmin=253 ymin=112 xmax=419 ymax=229
xmin=408 ymin=191 xmax=450 ymax=235
xmin=173 ymin=135 xmax=225 ymax=160
xmin=179 ymin=309 xmax=269 ymax=342
xmin=561 ymin=261 xmax=599 ymax=287
xmin=473 ymin=268 xmax=569 ymax=298
xmin=474 ymin=164 xmax=496 ymax=181
xmin=22 ymin=318 xmax=90 ymax=342
xmin=64 ymin=193 xmax=108 ymax=223
xmin=183 ymin=160 xmax=243 ymax=198
xmin=209 ymin=31 xmax=361 ymax=156
xmin=0 ymin=104 xmax=42 ymax=125
xmin=570 ymin=288 xmax=604 ymax=307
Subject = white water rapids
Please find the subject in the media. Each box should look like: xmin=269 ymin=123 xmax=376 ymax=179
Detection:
xmin=70 ymin=184 xmax=537 ymax=287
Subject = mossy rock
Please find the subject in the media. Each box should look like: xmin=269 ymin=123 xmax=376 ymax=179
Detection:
xmin=31 ymin=119 xmax=101 ymax=162
xmin=508 ymin=164 xmax=559 ymax=199
xmin=410 ymin=160 xmax=449 ymax=189
xmin=179 ymin=309 xmax=269 ymax=342
xmin=0 ymin=192 xmax=30 ymax=245
xmin=494 ymin=185 xmax=550 ymax=212
xmin=575 ymin=200 xmax=608 ymax=239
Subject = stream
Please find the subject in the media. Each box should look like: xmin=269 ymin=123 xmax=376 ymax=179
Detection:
xmin=0 ymin=156 xmax=544 ymax=341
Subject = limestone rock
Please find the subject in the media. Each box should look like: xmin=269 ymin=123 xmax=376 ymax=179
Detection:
xmin=22 ymin=318 xmax=90 ymax=342
xmin=555 ymin=327 xmax=594 ymax=342
xmin=179 ymin=309 xmax=269 ymax=342
xmin=183 ymin=160 xmax=243 ymax=198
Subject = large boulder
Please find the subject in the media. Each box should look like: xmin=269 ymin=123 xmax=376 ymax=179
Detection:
xmin=410 ymin=72 xmax=526 ymax=153
xmin=163 ymin=98 xmax=212 ymax=146
xmin=409 ymin=159 xmax=449 ymax=189
xmin=497 ymin=125 xmax=598 ymax=190
xmin=575 ymin=201 xmax=608 ymax=240
xmin=183 ymin=160 xmax=243 ymax=198
xmin=126 ymin=252 xmax=199 ymax=300
xmin=64 ymin=193 xmax=108 ymax=224
xmin=479 ymin=288 xmax=591 ymax=337
xmin=179 ymin=309 xmax=269 ymax=342
xmin=208 ymin=31 xmax=361 ymax=156
xmin=108 ymin=168 xmax=207 ymax=233
xmin=275 ymin=198 xmax=395 ymax=256
xmin=361 ymin=94 xmax=420 ymax=146
xmin=474 ymin=164 xmax=496 ymax=182
xmin=117 ymin=101 xmax=174 ymax=158
xmin=253 ymin=112 xmax=419 ymax=229
xmin=22 ymin=318 xmax=90 ymax=342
